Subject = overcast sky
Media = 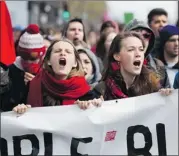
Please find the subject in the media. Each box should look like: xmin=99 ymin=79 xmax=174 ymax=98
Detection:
xmin=106 ymin=1 xmax=178 ymax=24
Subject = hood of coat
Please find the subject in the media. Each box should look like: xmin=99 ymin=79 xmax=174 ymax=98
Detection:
xmin=123 ymin=19 xmax=156 ymax=57
xmin=77 ymin=47 xmax=102 ymax=87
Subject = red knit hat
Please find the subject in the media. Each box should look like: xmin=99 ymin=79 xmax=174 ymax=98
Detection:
xmin=18 ymin=24 xmax=46 ymax=60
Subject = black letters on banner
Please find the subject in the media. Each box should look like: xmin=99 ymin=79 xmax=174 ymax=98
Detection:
xmin=127 ymin=125 xmax=152 ymax=156
xmin=0 ymin=137 xmax=8 ymax=156
xmin=13 ymin=134 xmax=39 ymax=156
xmin=156 ymin=123 xmax=167 ymax=156
xmin=71 ymin=137 xmax=93 ymax=156
xmin=44 ymin=132 xmax=53 ymax=156
xmin=1 ymin=124 xmax=167 ymax=156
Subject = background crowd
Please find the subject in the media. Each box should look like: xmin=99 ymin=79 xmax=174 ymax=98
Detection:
xmin=0 ymin=1 xmax=178 ymax=113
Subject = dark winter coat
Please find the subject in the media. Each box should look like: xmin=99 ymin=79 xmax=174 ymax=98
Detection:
xmin=0 ymin=65 xmax=13 ymax=111
xmin=8 ymin=64 xmax=28 ymax=104
xmin=173 ymin=72 xmax=179 ymax=89
xmin=0 ymin=62 xmax=26 ymax=111
xmin=8 ymin=57 xmax=29 ymax=108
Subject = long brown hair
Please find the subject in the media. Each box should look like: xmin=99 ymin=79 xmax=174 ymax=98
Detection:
xmin=96 ymin=30 xmax=116 ymax=61
xmin=43 ymin=38 xmax=84 ymax=78
xmin=96 ymin=33 xmax=108 ymax=61
xmin=104 ymin=31 xmax=161 ymax=96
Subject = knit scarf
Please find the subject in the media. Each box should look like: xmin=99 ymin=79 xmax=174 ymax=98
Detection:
xmin=105 ymin=60 xmax=160 ymax=100
xmin=21 ymin=59 xmax=41 ymax=75
xmin=27 ymin=70 xmax=90 ymax=107
xmin=104 ymin=61 xmax=128 ymax=99
xmin=105 ymin=74 xmax=129 ymax=99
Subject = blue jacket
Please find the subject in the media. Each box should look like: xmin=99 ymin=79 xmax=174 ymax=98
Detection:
xmin=173 ymin=72 xmax=179 ymax=89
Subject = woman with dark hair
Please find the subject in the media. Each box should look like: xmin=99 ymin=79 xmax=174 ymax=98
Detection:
xmin=77 ymin=47 xmax=102 ymax=88
xmin=13 ymin=38 xmax=103 ymax=113
xmin=102 ymin=31 xmax=172 ymax=100
xmin=96 ymin=31 xmax=117 ymax=69
xmin=100 ymin=20 xmax=117 ymax=36
xmin=96 ymin=33 xmax=107 ymax=62
xmin=90 ymin=20 xmax=117 ymax=54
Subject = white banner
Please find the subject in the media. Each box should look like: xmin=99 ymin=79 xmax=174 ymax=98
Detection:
xmin=1 ymin=90 xmax=178 ymax=155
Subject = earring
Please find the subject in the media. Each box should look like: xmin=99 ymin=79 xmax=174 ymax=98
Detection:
xmin=47 ymin=62 xmax=51 ymax=66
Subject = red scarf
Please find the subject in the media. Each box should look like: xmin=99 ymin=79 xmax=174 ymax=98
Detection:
xmin=21 ymin=59 xmax=41 ymax=74
xmin=143 ymin=59 xmax=148 ymax=65
xmin=105 ymin=59 xmax=148 ymax=99
xmin=105 ymin=75 xmax=128 ymax=99
xmin=27 ymin=70 xmax=90 ymax=107
xmin=104 ymin=62 xmax=128 ymax=99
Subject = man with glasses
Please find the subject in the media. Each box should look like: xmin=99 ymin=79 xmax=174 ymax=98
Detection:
xmin=157 ymin=25 xmax=179 ymax=87
xmin=124 ymin=19 xmax=170 ymax=88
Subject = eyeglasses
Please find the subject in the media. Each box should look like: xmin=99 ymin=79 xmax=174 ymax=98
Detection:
xmin=142 ymin=33 xmax=152 ymax=40
xmin=134 ymin=29 xmax=152 ymax=40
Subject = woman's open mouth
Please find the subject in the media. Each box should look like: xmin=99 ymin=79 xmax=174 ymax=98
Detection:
xmin=133 ymin=60 xmax=141 ymax=67
xmin=59 ymin=58 xmax=66 ymax=67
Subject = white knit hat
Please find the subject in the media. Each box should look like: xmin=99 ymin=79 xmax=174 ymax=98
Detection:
xmin=18 ymin=24 xmax=45 ymax=60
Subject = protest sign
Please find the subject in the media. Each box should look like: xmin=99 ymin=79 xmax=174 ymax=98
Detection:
xmin=1 ymin=90 xmax=178 ymax=155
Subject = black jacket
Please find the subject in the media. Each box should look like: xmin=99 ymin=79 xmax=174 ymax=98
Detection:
xmin=8 ymin=64 xmax=29 ymax=107
xmin=0 ymin=63 xmax=17 ymax=111
xmin=0 ymin=84 xmax=13 ymax=112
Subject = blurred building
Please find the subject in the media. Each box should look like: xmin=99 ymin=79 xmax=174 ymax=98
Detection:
xmin=28 ymin=1 xmax=65 ymax=28
xmin=7 ymin=1 xmax=107 ymax=32
xmin=6 ymin=1 xmax=68 ymax=29
xmin=7 ymin=1 xmax=178 ymax=30
xmin=68 ymin=1 xmax=107 ymax=31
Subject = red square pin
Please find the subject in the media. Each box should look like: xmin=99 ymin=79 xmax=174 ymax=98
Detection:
xmin=105 ymin=131 xmax=117 ymax=142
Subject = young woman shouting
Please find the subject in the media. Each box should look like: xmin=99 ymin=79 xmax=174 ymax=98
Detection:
xmin=103 ymin=31 xmax=172 ymax=100
xmin=13 ymin=38 xmax=103 ymax=113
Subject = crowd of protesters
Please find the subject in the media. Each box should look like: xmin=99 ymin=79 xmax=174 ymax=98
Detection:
xmin=0 ymin=8 xmax=178 ymax=113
